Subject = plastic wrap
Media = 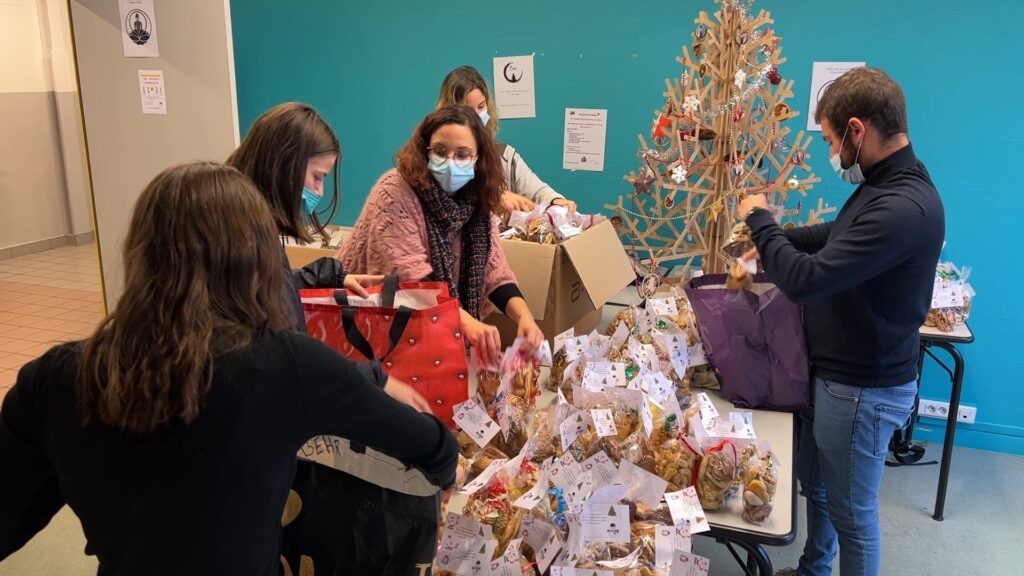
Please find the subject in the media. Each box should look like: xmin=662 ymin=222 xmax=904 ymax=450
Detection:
xmin=695 ymin=440 xmax=737 ymax=510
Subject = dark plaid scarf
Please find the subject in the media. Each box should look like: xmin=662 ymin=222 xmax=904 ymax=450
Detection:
xmin=414 ymin=180 xmax=492 ymax=319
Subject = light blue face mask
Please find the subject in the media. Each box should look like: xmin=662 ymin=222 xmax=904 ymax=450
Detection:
xmin=477 ymin=108 xmax=491 ymax=127
xmin=428 ymin=158 xmax=475 ymax=194
xmin=830 ymin=124 xmax=865 ymax=184
xmin=301 ymin=186 xmax=322 ymax=215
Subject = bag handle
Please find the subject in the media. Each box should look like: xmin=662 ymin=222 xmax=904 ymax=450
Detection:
xmin=330 ymin=274 xmax=400 ymax=308
xmin=340 ymin=305 xmax=415 ymax=362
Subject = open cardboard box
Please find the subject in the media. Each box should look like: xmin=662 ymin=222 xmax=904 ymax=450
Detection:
xmin=485 ymin=219 xmax=636 ymax=346
xmin=282 ymin=226 xmax=350 ymax=268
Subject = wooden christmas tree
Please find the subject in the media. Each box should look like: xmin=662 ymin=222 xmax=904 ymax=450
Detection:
xmin=606 ymin=0 xmax=830 ymax=277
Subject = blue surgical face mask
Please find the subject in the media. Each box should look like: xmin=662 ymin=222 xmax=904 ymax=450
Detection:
xmin=428 ymin=158 xmax=475 ymax=194
xmin=830 ymin=124 xmax=865 ymax=184
xmin=477 ymin=108 xmax=491 ymax=127
xmin=301 ymin=186 xmax=322 ymax=215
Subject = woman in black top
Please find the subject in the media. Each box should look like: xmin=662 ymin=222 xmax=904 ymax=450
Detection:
xmin=0 ymin=162 xmax=458 ymax=574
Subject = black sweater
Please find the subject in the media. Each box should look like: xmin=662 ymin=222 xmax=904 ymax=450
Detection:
xmin=0 ymin=331 xmax=458 ymax=574
xmin=747 ymin=144 xmax=944 ymax=387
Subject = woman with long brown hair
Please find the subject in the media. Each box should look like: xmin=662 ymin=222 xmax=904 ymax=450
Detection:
xmin=339 ymin=104 xmax=544 ymax=368
xmin=0 ymin=162 xmax=457 ymax=573
xmin=437 ymin=66 xmax=578 ymax=214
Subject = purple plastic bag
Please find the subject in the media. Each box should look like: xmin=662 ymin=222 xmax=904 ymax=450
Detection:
xmin=683 ymin=273 xmax=810 ymax=411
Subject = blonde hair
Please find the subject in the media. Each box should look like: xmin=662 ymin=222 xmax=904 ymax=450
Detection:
xmin=436 ymin=66 xmax=500 ymax=137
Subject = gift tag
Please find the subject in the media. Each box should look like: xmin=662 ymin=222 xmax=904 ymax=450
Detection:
xmin=453 ymin=398 xmax=501 ymax=448
xmin=609 ymin=320 xmax=630 ymax=348
xmin=581 ymin=503 xmax=631 ymax=543
xmin=591 ymin=408 xmax=618 ymax=437
xmin=641 ymin=392 xmax=655 ymax=437
xmin=459 ymin=458 xmax=508 ymax=495
xmin=615 ymin=459 xmax=669 ymax=509
xmin=696 ymin=392 xmax=719 ymax=423
xmin=597 ymin=547 xmax=643 ymax=569
xmin=494 ymin=377 xmax=513 ymax=442
xmin=554 ymin=327 xmax=575 ymax=355
xmin=535 ymin=339 xmax=553 ymax=365
xmin=669 ymin=550 xmax=711 ymax=576
xmin=655 ymin=522 xmax=693 ymax=571
xmin=604 ymin=387 xmax=644 ymax=411
xmin=580 ymin=451 xmax=620 ymax=490
xmin=664 ymin=487 xmax=711 ymax=534
xmin=444 ymin=512 xmax=494 ymax=543
xmin=565 ymin=471 xmax=595 ymax=514
xmin=442 ymin=510 xmax=493 ymax=541
xmin=671 ymin=353 xmax=690 ymax=379
xmin=649 ymin=372 xmax=676 ymax=405
xmin=557 ymin=386 xmax=570 ymax=405
xmin=565 ymin=335 xmax=591 ymax=362
xmin=434 ymin=536 xmax=497 ymax=576
xmin=687 ymin=342 xmax=708 ymax=367
xmin=648 ymin=296 xmax=679 ymax=317
xmin=590 ymin=333 xmax=613 ymax=358
xmin=582 ymin=361 xmax=627 ymax=388
xmin=559 ymin=410 xmax=589 ymax=452
xmin=519 ymin=514 xmax=563 ymax=573
xmin=555 ymin=513 xmax=585 ymax=566
xmin=737 ymin=257 xmax=758 ymax=275
xmin=549 ymin=453 xmax=581 ymax=491
xmin=586 ymin=482 xmax=629 ymax=506
xmin=729 ymin=412 xmax=756 ymax=438
xmin=489 ymin=538 xmax=524 ymax=576
xmin=628 ymin=336 xmax=661 ymax=372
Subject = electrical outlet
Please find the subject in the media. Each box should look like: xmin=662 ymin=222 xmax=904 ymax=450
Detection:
xmin=957 ymin=406 xmax=977 ymax=425
xmin=918 ymin=399 xmax=950 ymax=419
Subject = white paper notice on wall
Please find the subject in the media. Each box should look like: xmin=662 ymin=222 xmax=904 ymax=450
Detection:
xmin=137 ymin=70 xmax=166 ymax=115
xmin=563 ymin=108 xmax=607 ymax=172
xmin=493 ymin=55 xmax=536 ymax=119
xmin=807 ymin=62 xmax=865 ymax=131
xmin=118 ymin=0 xmax=159 ymax=57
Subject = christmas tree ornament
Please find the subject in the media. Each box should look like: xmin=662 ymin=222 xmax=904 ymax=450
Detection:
xmin=671 ymin=165 xmax=688 ymax=184
xmin=651 ymin=114 xmax=672 ymax=141
xmin=786 ymin=177 xmax=800 ymax=190
xmin=768 ymin=66 xmax=781 ymax=85
xmin=734 ymin=69 xmax=747 ymax=89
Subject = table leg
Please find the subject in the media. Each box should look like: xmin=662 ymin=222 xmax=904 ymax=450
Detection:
xmin=932 ymin=341 xmax=965 ymax=521
xmin=725 ymin=539 xmax=773 ymax=575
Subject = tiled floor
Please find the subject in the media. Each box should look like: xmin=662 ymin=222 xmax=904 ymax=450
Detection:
xmin=0 ymin=244 xmax=105 ymax=403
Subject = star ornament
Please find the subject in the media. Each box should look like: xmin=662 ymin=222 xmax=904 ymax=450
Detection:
xmin=651 ymin=114 xmax=672 ymax=141
xmin=683 ymin=95 xmax=700 ymax=114
xmin=734 ymin=69 xmax=747 ymax=89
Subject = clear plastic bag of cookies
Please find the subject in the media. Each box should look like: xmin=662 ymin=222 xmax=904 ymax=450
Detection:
xmin=741 ymin=445 xmax=778 ymax=525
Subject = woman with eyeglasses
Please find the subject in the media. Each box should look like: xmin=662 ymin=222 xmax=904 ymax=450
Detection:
xmin=339 ymin=104 xmax=544 ymax=366
xmin=437 ymin=65 xmax=578 ymax=214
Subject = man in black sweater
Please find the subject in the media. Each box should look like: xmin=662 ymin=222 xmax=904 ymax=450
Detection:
xmin=738 ymin=68 xmax=944 ymax=576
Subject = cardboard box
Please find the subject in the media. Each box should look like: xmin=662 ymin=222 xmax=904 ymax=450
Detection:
xmin=282 ymin=226 xmax=349 ymax=268
xmin=486 ymin=219 xmax=636 ymax=345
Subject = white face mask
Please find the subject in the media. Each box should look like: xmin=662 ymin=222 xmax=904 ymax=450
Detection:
xmin=830 ymin=123 xmax=865 ymax=184
xmin=477 ymin=108 xmax=490 ymax=127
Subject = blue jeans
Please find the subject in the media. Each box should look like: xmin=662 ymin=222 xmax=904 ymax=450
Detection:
xmin=796 ymin=377 xmax=917 ymax=576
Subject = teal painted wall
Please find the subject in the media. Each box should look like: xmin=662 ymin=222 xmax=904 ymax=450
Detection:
xmin=231 ymin=0 xmax=1024 ymax=454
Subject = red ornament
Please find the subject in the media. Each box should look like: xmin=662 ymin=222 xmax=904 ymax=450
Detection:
xmin=734 ymin=108 xmax=744 ymax=123
xmin=651 ymin=114 xmax=672 ymax=140
xmin=768 ymin=67 xmax=782 ymax=85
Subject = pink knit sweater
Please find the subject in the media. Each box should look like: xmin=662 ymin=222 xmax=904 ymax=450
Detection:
xmin=338 ymin=169 xmax=518 ymax=318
